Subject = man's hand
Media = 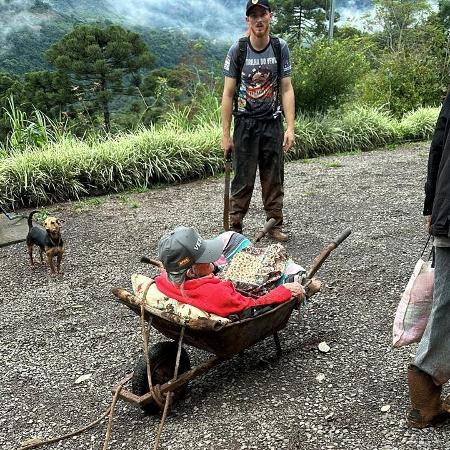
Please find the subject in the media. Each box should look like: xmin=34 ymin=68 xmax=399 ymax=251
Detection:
xmin=221 ymin=135 xmax=234 ymax=156
xmin=283 ymin=129 xmax=295 ymax=152
xmin=424 ymin=215 xmax=432 ymax=234
xmin=284 ymin=281 xmax=305 ymax=300
xmin=305 ymin=278 xmax=321 ymax=297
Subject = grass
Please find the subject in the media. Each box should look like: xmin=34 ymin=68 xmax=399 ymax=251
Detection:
xmin=33 ymin=209 xmax=50 ymax=222
xmin=320 ymin=160 xmax=344 ymax=169
xmin=117 ymin=194 xmax=140 ymax=209
xmin=73 ymin=197 xmax=105 ymax=212
xmin=0 ymin=105 xmax=440 ymax=209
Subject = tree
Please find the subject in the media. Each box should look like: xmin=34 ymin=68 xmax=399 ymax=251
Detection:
xmin=8 ymin=71 xmax=74 ymax=117
xmin=0 ymin=71 xmax=75 ymax=147
xmin=0 ymin=73 xmax=18 ymax=96
xmin=272 ymin=0 xmax=331 ymax=44
xmin=46 ymin=24 xmax=154 ymax=131
xmin=358 ymin=51 xmax=443 ymax=116
xmin=291 ymin=38 xmax=369 ymax=112
xmin=438 ymin=0 xmax=450 ymax=30
xmin=358 ymin=0 xmax=449 ymax=115
xmin=371 ymin=0 xmax=431 ymax=52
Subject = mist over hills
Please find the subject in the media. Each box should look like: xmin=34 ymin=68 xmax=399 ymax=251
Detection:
xmin=0 ymin=0 xmax=375 ymax=74
xmin=36 ymin=0 xmax=375 ymax=40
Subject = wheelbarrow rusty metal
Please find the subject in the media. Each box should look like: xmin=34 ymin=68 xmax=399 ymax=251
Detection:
xmin=111 ymin=228 xmax=351 ymax=414
xmin=113 ymin=286 xmax=296 ymax=358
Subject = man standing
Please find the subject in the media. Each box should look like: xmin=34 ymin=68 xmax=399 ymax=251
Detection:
xmin=221 ymin=0 xmax=295 ymax=242
xmin=406 ymin=89 xmax=450 ymax=428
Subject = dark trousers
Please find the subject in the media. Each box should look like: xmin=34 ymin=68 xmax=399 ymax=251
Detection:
xmin=230 ymin=117 xmax=284 ymax=229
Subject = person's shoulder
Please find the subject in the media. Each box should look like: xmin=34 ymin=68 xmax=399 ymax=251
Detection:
xmin=275 ymin=37 xmax=290 ymax=50
xmin=227 ymin=40 xmax=241 ymax=53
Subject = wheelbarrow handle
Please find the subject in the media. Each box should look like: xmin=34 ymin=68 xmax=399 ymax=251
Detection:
xmin=305 ymin=228 xmax=352 ymax=280
xmin=253 ymin=218 xmax=277 ymax=244
xmin=140 ymin=256 xmax=164 ymax=269
xmin=333 ymin=228 xmax=352 ymax=246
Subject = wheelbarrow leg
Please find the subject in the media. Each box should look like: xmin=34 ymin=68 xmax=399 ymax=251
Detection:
xmin=273 ymin=332 xmax=282 ymax=357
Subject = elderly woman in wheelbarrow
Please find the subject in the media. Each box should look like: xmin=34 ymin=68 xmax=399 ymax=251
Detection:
xmin=154 ymin=226 xmax=320 ymax=318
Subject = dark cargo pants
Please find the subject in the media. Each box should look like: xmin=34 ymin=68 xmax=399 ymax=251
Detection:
xmin=230 ymin=117 xmax=284 ymax=230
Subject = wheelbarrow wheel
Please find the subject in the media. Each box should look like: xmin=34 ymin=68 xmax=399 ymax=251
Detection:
xmin=132 ymin=341 xmax=191 ymax=414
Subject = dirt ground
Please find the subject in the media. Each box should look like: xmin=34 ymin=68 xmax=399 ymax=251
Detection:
xmin=1 ymin=142 xmax=449 ymax=450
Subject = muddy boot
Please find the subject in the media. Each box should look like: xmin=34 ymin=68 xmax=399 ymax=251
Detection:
xmin=407 ymin=364 xmax=450 ymax=428
xmin=230 ymin=222 xmax=242 ymax=234
xmin=268 ymin=228 xmax=288 ymax=242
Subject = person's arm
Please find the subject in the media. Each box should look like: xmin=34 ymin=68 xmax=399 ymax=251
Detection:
xmin=281 ymin=76 xmax=295 ymax=152
xmin=191 ymin=278 xmax=304 ymax=317
xmin=221 ymin=76 xmax=236 ymax=156
xmin=424 ymin=90 xmax=450 ymax=217
xmin=220 ymin=281 xmax=305 ymax=316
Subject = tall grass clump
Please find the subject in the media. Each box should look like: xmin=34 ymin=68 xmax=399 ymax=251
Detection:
xmin=163 ymin=88 xmax=221 ymax=131
xmin=291 ymin=105 xmax=397 ymax=160
xmin=397 ymin=107 xmax=439 ymax=141
xmin=0 ymin=124 xmax=223 ymax=207
xmin=0 ymin=103 xmax=440 ymax=208
xmin=2 ymin=96 xmax=70 ymax=155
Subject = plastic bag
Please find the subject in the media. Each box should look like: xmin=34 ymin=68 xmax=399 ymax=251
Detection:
xmin=392 ymin=258 xmax=434 ymax=348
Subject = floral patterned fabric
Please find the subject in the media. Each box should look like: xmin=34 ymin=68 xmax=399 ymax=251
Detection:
xmin=131 ymin=274 xmax=231 ymax=324
xmin=220 ymin=243 xmax=288 ymax=297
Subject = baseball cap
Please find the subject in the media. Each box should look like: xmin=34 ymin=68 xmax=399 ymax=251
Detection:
xmin=158 ymin=226 xmax=224 ymax=283
xmin=246 ymin=0 xmax=271 ymax=15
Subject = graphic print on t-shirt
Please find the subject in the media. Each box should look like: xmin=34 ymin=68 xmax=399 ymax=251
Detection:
xmin=237 ymin=59 xmax=277 ymax=116
xmin=247 ymin=66 xmax=273 ymax=102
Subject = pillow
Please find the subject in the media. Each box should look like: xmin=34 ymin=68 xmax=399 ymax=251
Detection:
xmin=131 ymin=274 xmax=230 ymax=324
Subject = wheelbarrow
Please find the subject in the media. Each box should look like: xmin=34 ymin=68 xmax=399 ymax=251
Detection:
xmin=111 ymin=227 xmax=351 ymax=417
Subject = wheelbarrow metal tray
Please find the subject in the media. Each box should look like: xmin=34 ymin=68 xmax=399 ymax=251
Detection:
xmin=150 ymin=299 xmax=296 ymax=358
xmin=113 ymin=288 xmax=296 ymax=358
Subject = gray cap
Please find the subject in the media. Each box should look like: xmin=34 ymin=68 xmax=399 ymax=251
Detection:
xmin=158 ymin=226 xmax=224 ymax=283
xmin=246 ymin=0 xmax=271 ymax=15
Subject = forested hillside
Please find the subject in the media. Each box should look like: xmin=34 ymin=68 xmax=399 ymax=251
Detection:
xmin=1 ymin=0 xmax=376 ymax=74
xmin=0 ymin=0 xmax=229 ymax=74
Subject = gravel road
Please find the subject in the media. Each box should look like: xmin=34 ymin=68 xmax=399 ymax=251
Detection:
xmin=1 ymin=143 xmax=449 ymax=450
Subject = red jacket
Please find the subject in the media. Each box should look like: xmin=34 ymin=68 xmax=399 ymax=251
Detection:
xmin=155 ymin=273 xmax=292 ymax=317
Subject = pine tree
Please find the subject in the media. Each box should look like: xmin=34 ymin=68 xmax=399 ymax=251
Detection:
xmin=272 ymin=0 xmax=330 ymax=44
xmin=46 ymin=24 xmax=154 ymax=131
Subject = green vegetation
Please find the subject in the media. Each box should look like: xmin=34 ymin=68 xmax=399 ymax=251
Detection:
xmin=272 ymin=0 xmax=329 ymax=44
xmin=0 ymin=0 xmax=448 ymax=208
xmin=0 ymin=105 xmax=439 ymax=208
xmin=46 ymin=24 xmax=154 ymax=131
xmin=292 ymin=39 xmax=370 ymax=112
xmin=320 ymin=160 xmax=344 ymax=169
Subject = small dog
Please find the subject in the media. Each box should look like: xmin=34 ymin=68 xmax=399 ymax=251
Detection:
xmin=26 ymin=210 xmax=65 ymax=274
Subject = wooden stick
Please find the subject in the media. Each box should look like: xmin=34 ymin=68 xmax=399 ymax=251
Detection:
xmin=101 ymin=384 xmax=123 ymax=450
xmin=140 ymin=300 xmax=154 ymax=397
xmin=152 ymin=327 xmax=186 ymax=450
xmin=140 ymin=257 xmax=163 ymax=268
xmin=18 ymin=408 xmax=111 ymax=450
xmin=19 ymin=377 xmax=129 ymax=450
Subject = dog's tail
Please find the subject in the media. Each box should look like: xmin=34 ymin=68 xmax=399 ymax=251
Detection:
xmin=28 ymin=210 xmax=39 ymax=229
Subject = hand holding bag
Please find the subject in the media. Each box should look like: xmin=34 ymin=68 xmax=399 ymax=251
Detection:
xmin=392 ymin=237 xmax=434 ymax=348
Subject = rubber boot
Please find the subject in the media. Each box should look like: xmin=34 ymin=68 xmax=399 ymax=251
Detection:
xmin=407 ymin=364 xmax=450 ymax=428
